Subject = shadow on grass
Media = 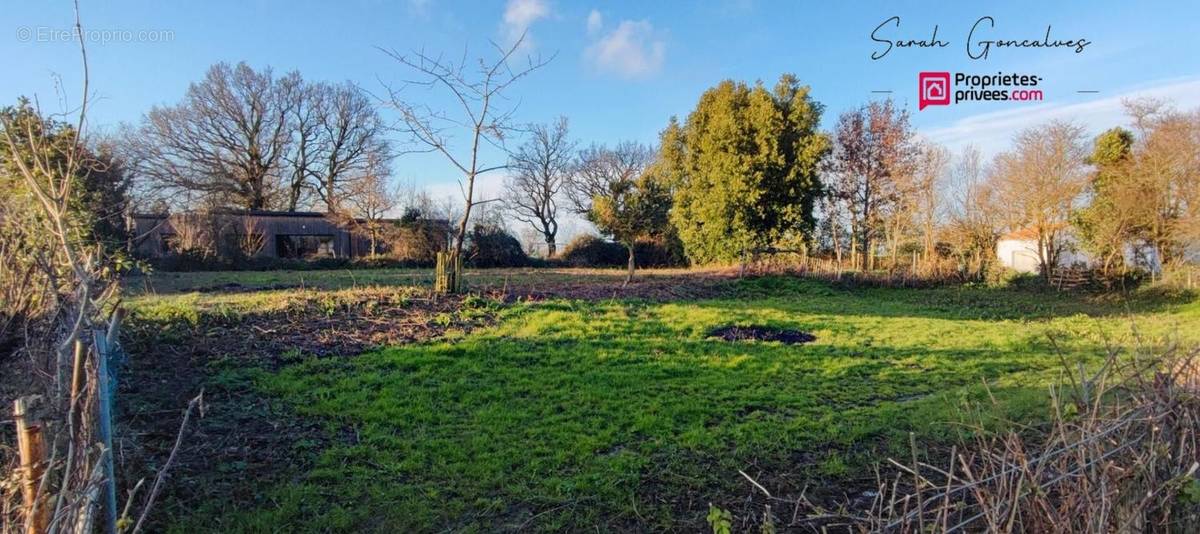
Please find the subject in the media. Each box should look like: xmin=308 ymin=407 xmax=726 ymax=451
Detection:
xmin=728 ymin=276 xmax=1198 ymax=321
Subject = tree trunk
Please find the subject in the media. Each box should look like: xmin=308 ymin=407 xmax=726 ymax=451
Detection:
xmin=1037 ymin=232 xmax=1053 ymax=281
xmin=287 ymin=185 xmax=301 ymax=212
xmin=546 ymin=239 xmax=556 ymax=258
xmin=453 ymin=170 xmax=477 ymax=258
xmin=624 ymin=244 xmax=636 ymax=286
xmin=250 ymin=174 xmax=267 ymax=210
xmin=326 ymin=176 xmax=336 ymax=212
xmin=850 ymin=234 xmax=858 ymax=270
xmin=866 ymin=236 xmax=875 ymax=271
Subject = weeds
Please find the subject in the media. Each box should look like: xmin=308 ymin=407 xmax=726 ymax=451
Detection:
xmin=732 ymin=337 xmax=1200 ymax=533
xmin=862 ymin=341 xmax=1200 ymax=533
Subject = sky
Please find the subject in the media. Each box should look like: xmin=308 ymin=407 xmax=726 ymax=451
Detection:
xmin=3 ymin=0 xmax=1199 ymax=240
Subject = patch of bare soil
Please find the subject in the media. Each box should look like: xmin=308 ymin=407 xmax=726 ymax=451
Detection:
xmin=117 ymin=289 xmax=496 ymax=527
xmin=480 ymin=269 xmax=739 ymax=302
xmin=192 ymin=281 xmax=303 ymax=293
xmin=708 ymin=325 xmax=816 ymax=344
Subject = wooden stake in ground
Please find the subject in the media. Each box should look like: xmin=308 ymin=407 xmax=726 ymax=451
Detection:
xmin=434 ymin=251 xmax=463 ymax=294
xmin=13 ymin=397 xmax=49 ymax=534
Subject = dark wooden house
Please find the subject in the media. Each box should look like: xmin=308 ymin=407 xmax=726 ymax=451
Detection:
xmin=131 ymin=210 xmax=448 ymax=260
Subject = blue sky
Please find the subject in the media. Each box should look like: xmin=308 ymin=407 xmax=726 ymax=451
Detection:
xmin=3 ymin=0 xmax=1199 ymax=232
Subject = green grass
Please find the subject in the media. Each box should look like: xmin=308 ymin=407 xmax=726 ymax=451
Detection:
xmin=158 ymin=277 xmax=1200 ymax=532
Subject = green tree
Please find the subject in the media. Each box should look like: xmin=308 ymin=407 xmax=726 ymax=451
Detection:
xmin=589 ymin=173 xmax=671 ymax=284
xmin=567 ymin=141 xmax=671 ymax=283
xmin=1 ymin=98 xmax=128 ymax=253
xmin=659 ymin=74 xmax=829 ymax=264
xmin=1072 ymin=127 xmax=1136 ymax=275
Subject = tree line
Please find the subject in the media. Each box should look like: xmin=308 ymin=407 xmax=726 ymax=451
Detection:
xmin=11 ymin=40 xmax=1197 ymax=282
xmin=505 ymin=77 xmax=1198 ymax=283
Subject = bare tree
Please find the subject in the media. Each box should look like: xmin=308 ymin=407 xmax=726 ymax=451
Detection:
xmin=1123 ymin=100 xmax=1200 ymax=268
xmin=235 ymin=215 xmax=266 ymax=257
xmin=313 ymin=82 xmax=390 ymax=212
xmin=380 ymin=33 xmax=551 ymax=259
xmin=942 ymin=146 xmax=1001 ymax=278
xmin=127 ymin=62 xmax=298 ymax=210
xmin=284 ymin=78 xmax=323 ymax=211
xmin=567 ymin=141 xmax=654 ymax=215
xmin=338 ymin=151 xmax=400 ymax=257
xmin=912 ymin=143 xmax=950 ymax=261
xmin=127 ymin=65 xmax=389 ymax=214
xmin=825 ymin=100 xmax=919 ymax=270
xmin=990 ymin=121 xmax=1089 ymax=279
xmin=566 ymin=141 xmax=663 ymax=283
xmin=504 ymin=116 xmax=575 ymax=256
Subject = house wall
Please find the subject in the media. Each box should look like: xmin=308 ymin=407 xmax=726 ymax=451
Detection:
xmin=131 ymin=212 xmax=365 ymax=259
xmin=996 ymin=232 xmax=1173 ymax=274
xmin=996 ymin=233 xmax=1108 ymax=273
xmin=996 ymin=239 xmax=1042 ymax=273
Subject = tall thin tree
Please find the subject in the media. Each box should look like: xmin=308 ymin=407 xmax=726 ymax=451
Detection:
xmin=380 ymin=33 xmax=551 ymax=259
xmin=504 ymin=117 xmax=575 ymax=257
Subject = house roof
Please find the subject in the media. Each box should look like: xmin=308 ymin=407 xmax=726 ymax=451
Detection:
xmin=1000 ymin=222 xmax=1071 ymax=241
xmin=1001 ymin=227 xmax=1040 ymax=241
xmin=132 ymin=210 xmax=451 ymax=227
xmin=133 ymin=209 xmax=328 ymax=219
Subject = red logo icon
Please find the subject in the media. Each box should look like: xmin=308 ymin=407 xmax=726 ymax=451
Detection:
xmin=918 ymin=72 xmax=951 ymax=110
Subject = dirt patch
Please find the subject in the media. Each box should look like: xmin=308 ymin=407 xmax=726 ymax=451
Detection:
xmin=707 ymin=325 xmax=816 ymax=344
xmin=193 ymin=282 xmax=305 ymax=293
xmin=479 ymin=270 xmax=738 ymax=302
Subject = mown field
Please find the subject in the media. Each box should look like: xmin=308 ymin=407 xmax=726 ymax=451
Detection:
xmin=119 ymin=268 xmax=1200 ymax=532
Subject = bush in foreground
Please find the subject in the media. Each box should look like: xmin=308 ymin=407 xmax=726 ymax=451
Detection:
xmin=719 ymin=340 xmax=1200 ymax=533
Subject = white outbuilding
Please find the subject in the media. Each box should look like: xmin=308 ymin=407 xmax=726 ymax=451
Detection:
xmin=995 ymin=227 xmax=1092 ymax=274
xmin=996 ymin=226 xmax=1163 ymax=274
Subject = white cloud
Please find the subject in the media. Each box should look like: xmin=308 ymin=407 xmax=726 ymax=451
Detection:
xmin=501 ymin=0 xmax=550 ymax=49
xmin=584 ymin=19 xmax=665 ymax=79
xmin=922 ymin=76 xmax=1200 ymax=158
xmin=586 ymin=9 xmax=603 ymax=35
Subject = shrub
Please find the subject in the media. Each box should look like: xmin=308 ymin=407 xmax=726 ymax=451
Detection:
xmin=560 ymin=235 xmax=627 ymax=267
xmin=147 ymin=254 xmax=444 ymax=272
xmin=386 ymin=219 xmax=448 ymax=265
xmin=560 ymin=234 xmax=688 ymax=268
xmin=863 ymin=343 xmax=1200 ymax=533
xmin=633 ymin=235 xmax=688 ymax=268
xmin=465 ymin=224 xmax=529 ymax=268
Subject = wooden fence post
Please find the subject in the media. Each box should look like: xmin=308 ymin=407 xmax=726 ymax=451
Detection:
xmin=95 ymin=332 xmax=118 ymax=534
xmin=13 ymin=397 xmax=48 ymax=534
xmin=435 ymin=252 xmax=444 ymax=293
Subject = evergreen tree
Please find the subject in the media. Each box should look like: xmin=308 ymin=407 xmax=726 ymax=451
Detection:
xmin=660 ymin=75 xmax=829 ymax=264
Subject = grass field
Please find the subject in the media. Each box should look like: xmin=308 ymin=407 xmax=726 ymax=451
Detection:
xmin=121 ymin=269 xmax=1200 ymax=532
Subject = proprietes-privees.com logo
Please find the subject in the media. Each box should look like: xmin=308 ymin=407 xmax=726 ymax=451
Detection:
xmin=918 ymin=71 xmax=1044 ymax=110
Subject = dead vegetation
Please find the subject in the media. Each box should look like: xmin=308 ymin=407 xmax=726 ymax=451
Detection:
xmin=474 ymin=268 xmax=737 ymax=302
xmin=725 ymin=340 xmax=1200 ymax=533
